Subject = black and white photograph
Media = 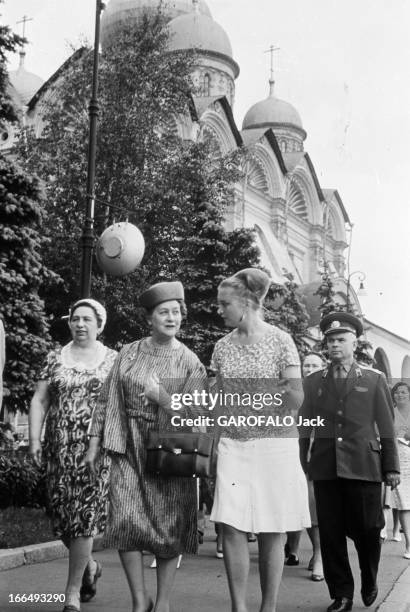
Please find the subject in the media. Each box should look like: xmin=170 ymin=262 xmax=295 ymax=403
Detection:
xmin=1 ymin=1 xmax=409 ymax=611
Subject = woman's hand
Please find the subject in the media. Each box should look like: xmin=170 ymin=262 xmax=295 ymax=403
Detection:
xmin=385 ymin=471 xmax=400 ymax=490
xmin=84 ymin=437 xmax=101 ymax=476
xmin=30 ymin=439 xmax=42 ymax=467
xmin=29 ymin=380 xmax=50 ymax=464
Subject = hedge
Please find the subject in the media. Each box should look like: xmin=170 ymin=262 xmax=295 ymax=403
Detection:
xmin=0 ymin=451 xmax=47 ymax=508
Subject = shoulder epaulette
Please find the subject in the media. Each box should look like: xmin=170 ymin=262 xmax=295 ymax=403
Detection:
xmin=357 ymin=364 xmax=384 ymax=375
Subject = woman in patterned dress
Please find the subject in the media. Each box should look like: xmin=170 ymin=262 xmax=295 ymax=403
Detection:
xmin=390 ymin=381 xmax=410 ymax=558
xmin=29 ymin=299 xmax=117 ymax=612
xmin=210 ymin=268 xmax=310 ymax=612
xmin=85 ymin=281 xmax=207 ymax=612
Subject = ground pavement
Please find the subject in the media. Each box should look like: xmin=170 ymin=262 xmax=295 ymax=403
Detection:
xmin=1 ymin=522 xmax=410 ymax=612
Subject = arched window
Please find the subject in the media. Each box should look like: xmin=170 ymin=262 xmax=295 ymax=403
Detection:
xmin=201 ymin=73 xmax=210 ymax=97
xmin=288 ymin=181 xmax=308 ymax=220
xmin=374 ymin=347 xmax=392 ymax=383
xmin=248 ymin=159 xmax=269 ymax=193
xmin=229 ymin=81 xmax=234 ymax=106
xmin=326 ymin=212 xmax=337 ymax=240
xmin=402 ymin=355 xmax=410 ymax=379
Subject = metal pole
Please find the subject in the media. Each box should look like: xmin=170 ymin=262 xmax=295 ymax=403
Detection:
xmin=346 ymin=275 xmax=351 ymax=311
xmin=79 ymin=0 xmax=104 ymax=298
xmin=345 ymin=223 xmax=354 ymax=311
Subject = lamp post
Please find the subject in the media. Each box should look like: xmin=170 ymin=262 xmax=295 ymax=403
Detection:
xmin=79 ymin=0 xmax=105 ymax=298
xmin=346 ymin=270 xmax=366 ymax=311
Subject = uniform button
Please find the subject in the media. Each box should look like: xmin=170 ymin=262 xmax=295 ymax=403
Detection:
xmin=339 ymin=400 xmax=343 ymax=404
xmin=338 ymin=423 xmax=342 ymax=428
xmin=337 ymin=437 xmax=343 ymax=442
xmin=337 ymin=410 xmax=343 ymax=415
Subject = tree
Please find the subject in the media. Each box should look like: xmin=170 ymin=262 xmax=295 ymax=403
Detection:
xmin=173 ymin=143 xmax=261 ymax=364
xmin=0 ymin=158 xmax=60 ymax=412
xmin=313 ymin=269 xmax=342 ymax=317
xmin=17 ymin=7 xmax=311 ymax=366
xmin=18 ymin=10 xmax=261 ymax=355
xmin=0 ymin=2 xmax=23 ymax=125
xmin=0 ymin=4 xmax=57 ymax=413
xmin=0 ymin=175 xmax=49 ymax=412
xmin=264 ymin=272 xmax=311 ymax=357
xmin=313 ymin=268 xmax=373 ymax=365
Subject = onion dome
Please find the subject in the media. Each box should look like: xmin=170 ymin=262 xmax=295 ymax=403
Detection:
xmin=242 ymin=78 xmax=306 ymax=150
xmin=167 ymin=3 xmax=239 ymax=78
xmin=101 ymin=0 xmax=211 ymax=48
xmin=243 ymin=80 xmax=303 ymax=132
xmin=8 ymin=51 xmax=44 ymax=107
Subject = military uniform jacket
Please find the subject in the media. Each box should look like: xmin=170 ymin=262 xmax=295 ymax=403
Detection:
xmin=298 ymin=363 xmax=399 ymax=481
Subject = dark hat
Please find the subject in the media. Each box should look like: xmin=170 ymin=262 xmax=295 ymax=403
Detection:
xmin=139 ymin=281 xmax=184 ymax=310
xmin=320 ymin=312 xmax=363 ymax=337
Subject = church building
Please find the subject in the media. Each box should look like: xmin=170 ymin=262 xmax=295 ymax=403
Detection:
xmin=4 ymin=0 xmax=409 ymax=380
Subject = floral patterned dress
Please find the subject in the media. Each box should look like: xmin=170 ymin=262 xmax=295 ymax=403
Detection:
xmin=41 ymin=342 xmax=117 ymax=539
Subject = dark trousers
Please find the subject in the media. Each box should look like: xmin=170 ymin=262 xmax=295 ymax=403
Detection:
xmin=314 ymin=479 xmax=384 ymax=600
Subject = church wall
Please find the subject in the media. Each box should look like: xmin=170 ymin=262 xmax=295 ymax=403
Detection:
xmin=191 ymin=57 xmax=235 ymax=105
xmin=365 ymin=323 xmax=410 ymax=380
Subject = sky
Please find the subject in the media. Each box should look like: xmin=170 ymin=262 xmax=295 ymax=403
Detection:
xmin=1 ymin=0 xmax=410 ymax=338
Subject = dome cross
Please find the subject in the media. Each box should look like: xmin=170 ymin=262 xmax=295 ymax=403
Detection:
xmin=264 ymin=44 xmax=280 ymax=96
xmin=16 ymin=15 xmax=33 ymax=67
xmin=16 ymin=15 xmax=33 ymax=38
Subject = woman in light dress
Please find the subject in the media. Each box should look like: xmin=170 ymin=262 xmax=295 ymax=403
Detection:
xmin=390 ymin=381 xmax=410 ymax=558
xmin=210 ymin=268 xmax=310 ymax=612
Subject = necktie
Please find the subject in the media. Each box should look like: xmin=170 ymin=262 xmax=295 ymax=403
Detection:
xmin=335 ymin=365 xmax=347 ymax=379
xmin=334 ymin=365 xmax=347 ymax=394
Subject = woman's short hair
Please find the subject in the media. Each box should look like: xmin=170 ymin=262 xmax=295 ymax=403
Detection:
xmin=219 ymin=268 xmax=271 ymax=309
xmin=391 ymin=381 xmax=410 ymax=401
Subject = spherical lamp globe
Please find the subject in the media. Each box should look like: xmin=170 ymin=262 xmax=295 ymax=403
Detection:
xmin=96 ymin=222 xmax=145 ymax=276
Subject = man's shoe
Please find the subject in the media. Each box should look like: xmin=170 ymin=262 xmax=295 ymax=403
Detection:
xmin=361 ymin=585 xmax=378 ymax=607
xmin=326 ymin=598 xmax=353 ymax=612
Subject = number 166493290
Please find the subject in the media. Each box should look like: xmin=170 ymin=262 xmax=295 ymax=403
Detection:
xmin=9 ymin=593 xmax=65 ymax=603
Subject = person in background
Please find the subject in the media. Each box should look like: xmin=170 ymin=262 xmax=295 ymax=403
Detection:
xmin=285 ymin=351 xmax=326 ymax=581
xmin=211 ymin=268 xmax=310 ymax=612
xmin=302 ymin=352 xmax=327 ymax=582
xmin=85 ymin=281 xmax=207 ymax=612
xmin=299 ymin=312 xmax=400 ymax=612
xmin=29 ymin=299 xmax=117 ymax=612
xmin=389 ymin=381 xmax=410 ymax=558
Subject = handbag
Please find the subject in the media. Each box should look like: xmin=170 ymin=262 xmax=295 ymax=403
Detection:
xmin=146 ymin=431 xmax=214 ymax=478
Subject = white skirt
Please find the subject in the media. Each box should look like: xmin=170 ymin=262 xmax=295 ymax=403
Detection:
xmin=210 ymin=437 xmax=311 ymax=533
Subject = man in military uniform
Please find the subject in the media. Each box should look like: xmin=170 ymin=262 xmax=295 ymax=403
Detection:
xmin=298 ymin=312 xmax=400 ymax=612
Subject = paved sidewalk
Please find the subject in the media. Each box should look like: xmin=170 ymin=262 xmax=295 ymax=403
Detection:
xmin=1 ymin=525 xmax=410 ymax=612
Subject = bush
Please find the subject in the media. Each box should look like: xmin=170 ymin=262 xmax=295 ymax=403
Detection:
xmin=0 ymin=506 xmax=54 ymax=548
xmin=0 ymin=451 xmax=47 ymax=508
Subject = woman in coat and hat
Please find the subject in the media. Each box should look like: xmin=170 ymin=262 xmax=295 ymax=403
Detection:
xmin=85 ymin=281 xmax=207 ymax=612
